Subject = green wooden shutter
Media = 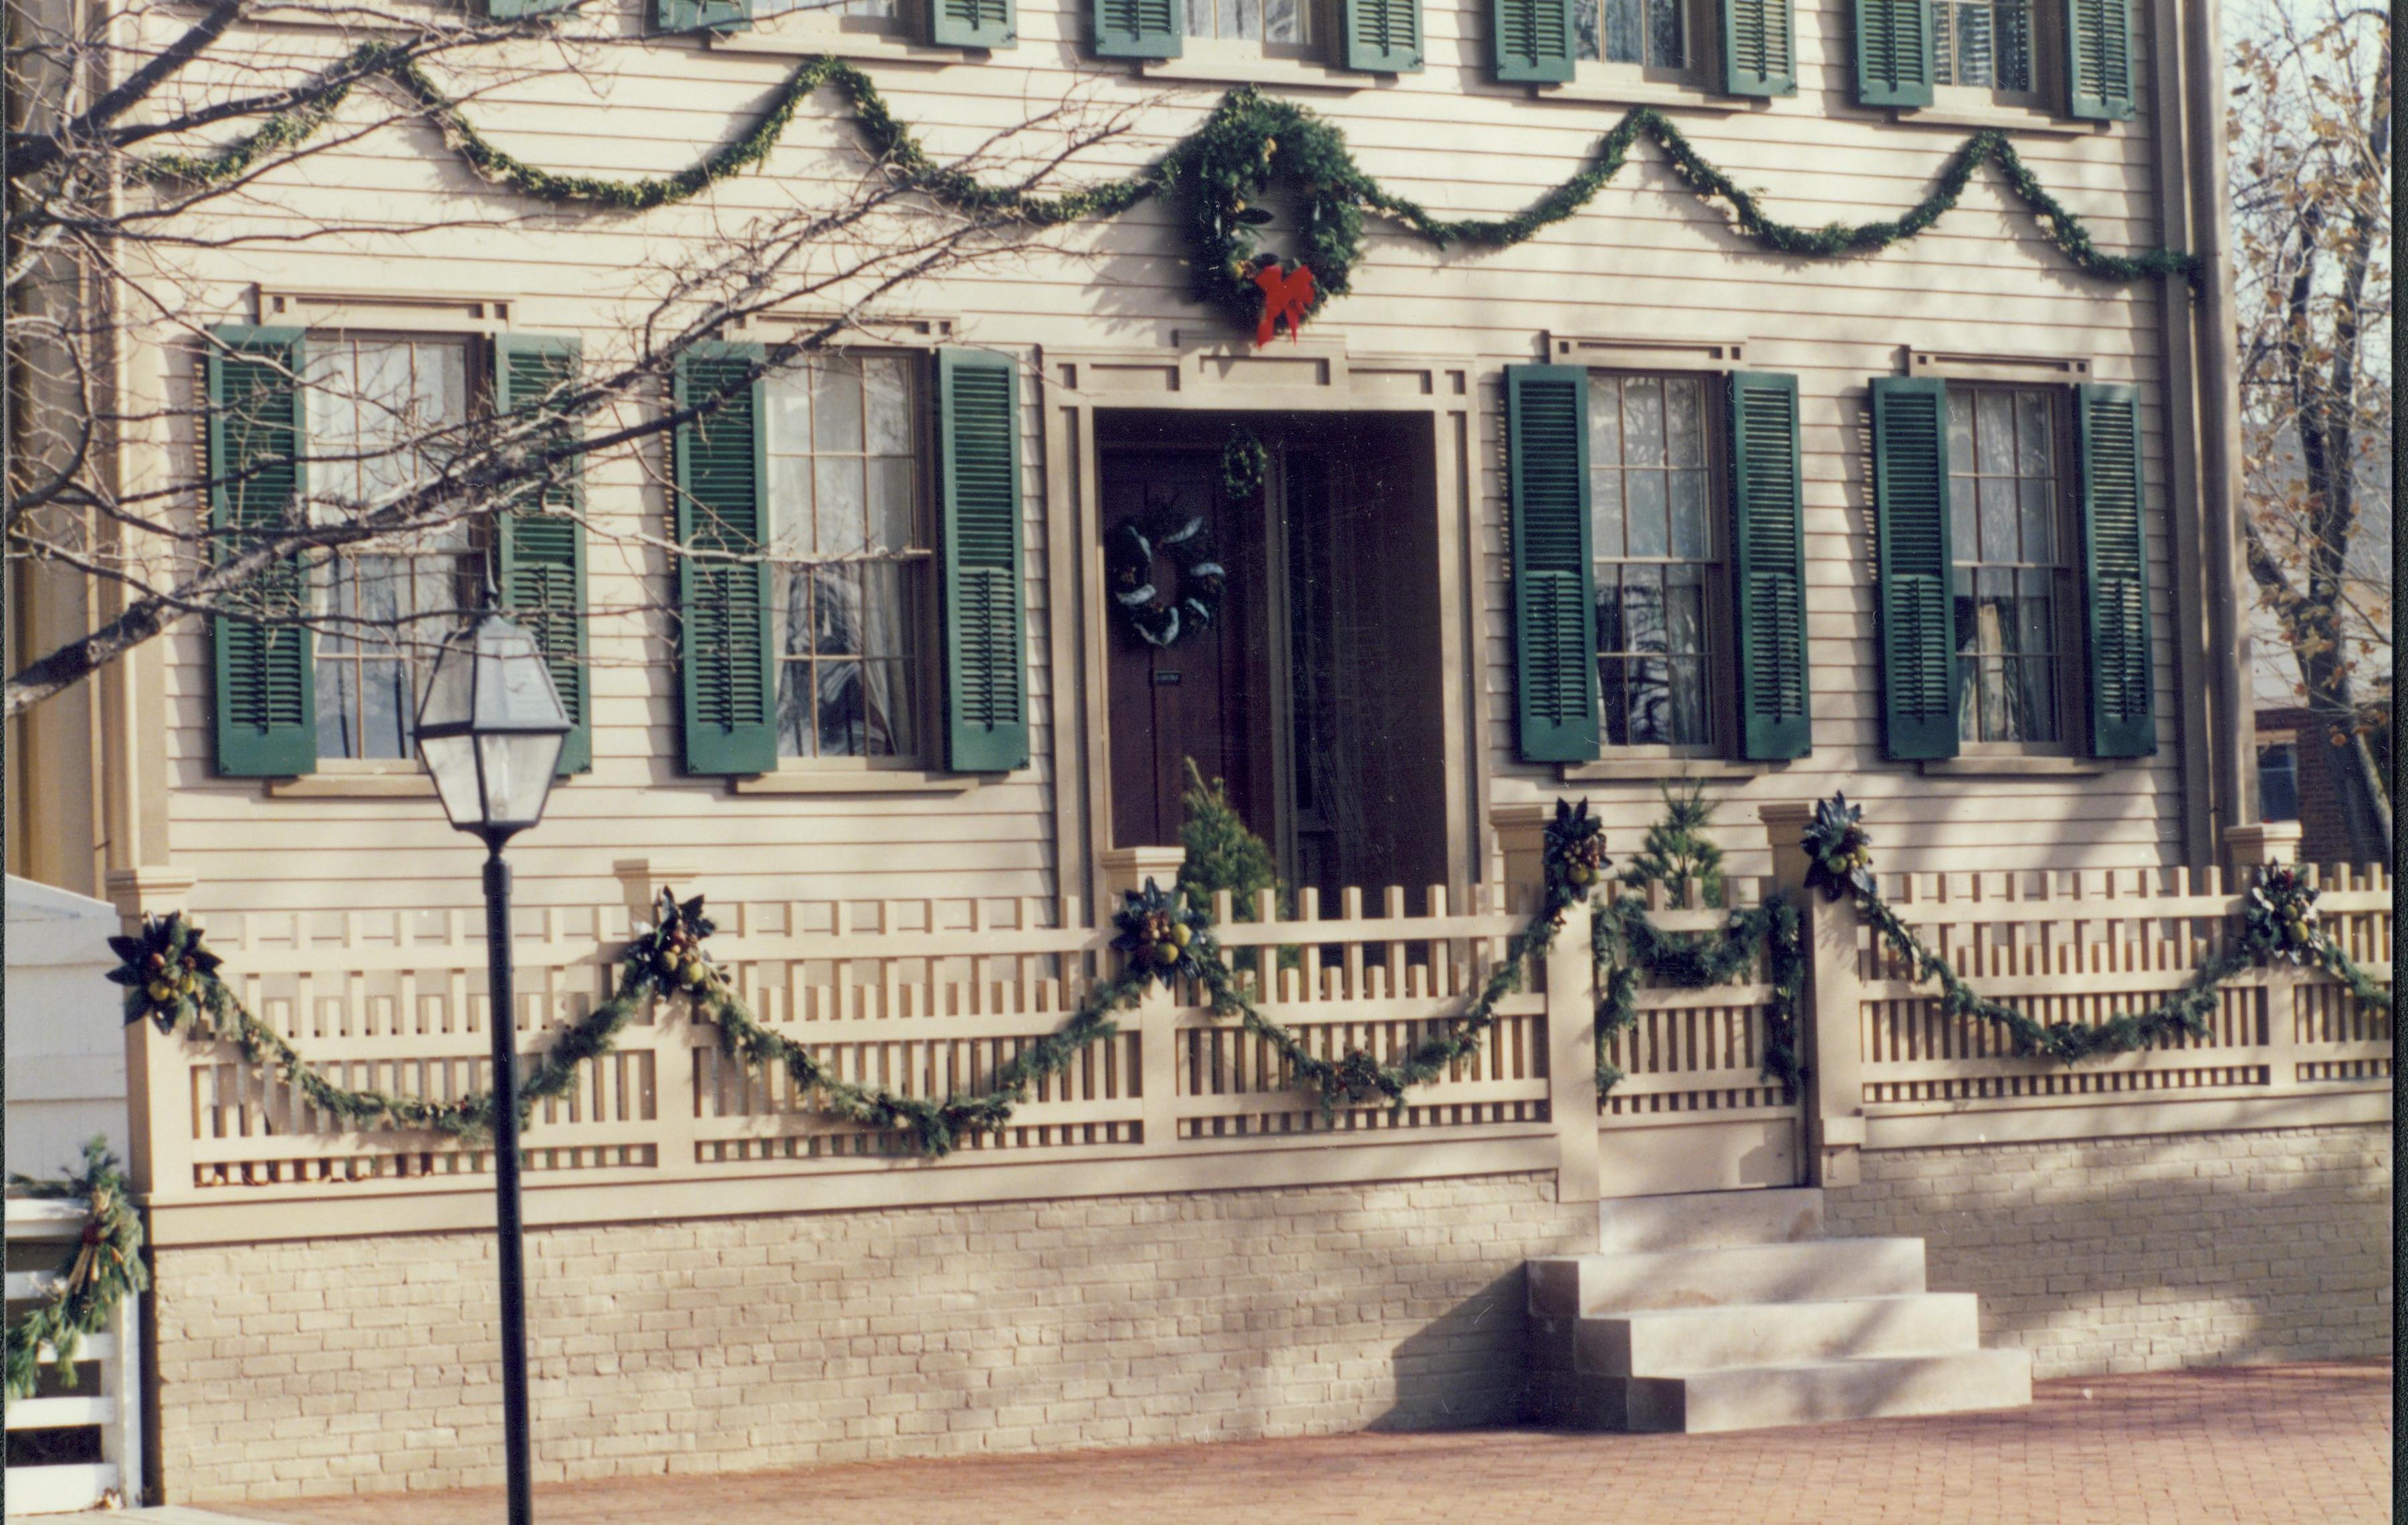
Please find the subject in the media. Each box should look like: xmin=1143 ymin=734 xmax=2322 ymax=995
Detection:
xmin=207 ymin=326 xmax=316 ymax=778
xmin=1728 ymin=372 xmax=1812 ymax=761
xmin=494 ymin=334 xmax=590 ymax=776
xmin=1853 ymin=0 xmax=1932 ymax=107
xmin=1343 ymin=0 xmax=1423 ymax=72
xmin=1491 ymin=0 xmax=1573 ymax=83
xmin=2063 ymin=0 xmax=2135 ymax=120
xmin=1093 ymin=0 xmax=1180 ymax=58
xmin=1870 ymin=377 xmax=1958 ymax=760
xmin=656 ymin=0 xmax=750 ymax=32
xmin=936 ymin=348 xmax=1028 ymax=774
xmin=1505 ymin=365 xmax=1600 ymax=763
xmin=673 ymin=344 xmax=776 ymax=776
xmin=1722 ymin=0 xmax=1795 ymax=96
xmin=930 ymin=0 xmax=1016 ymax=47
xmin=2076 ymin=384 xmax=2154 ymax=757
xmin=486 ymin=0 xmax=575 ymax=16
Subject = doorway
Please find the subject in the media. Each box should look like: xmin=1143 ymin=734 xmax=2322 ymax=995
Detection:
xmin=1099 ymin=411 xmax=1447 ymax=907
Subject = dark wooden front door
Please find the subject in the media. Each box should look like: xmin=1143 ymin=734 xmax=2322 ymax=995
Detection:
xmin=1101 ymin=440 xmax=1276 ymax=853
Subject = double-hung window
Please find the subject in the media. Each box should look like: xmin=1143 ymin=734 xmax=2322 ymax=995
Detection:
xmin=1505 ymin=362 xmax=1811 ymax=768
xmin=672 ymin=343 xmax=1028 ymax=779
xmin=1931 ymin=0 xmax=2036 ymax=92
xmin=1184 ymin=0 xmax=1309 ymax=43
xmin=1573 ymin=0 xmax=1689 ymax=74
xmin=762 ymin=354 xmax=927 ymax=762
xmin=1502 ymin=0 xmax=1792 ymax=94
xmin=1870 ymin=374 xmax=2154 ymax=763
xmin=207 ymin=324 xmax=590 ymax=780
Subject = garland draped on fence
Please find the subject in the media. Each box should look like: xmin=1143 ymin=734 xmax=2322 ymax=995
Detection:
xmin=134 ymin=49 xmax=2200 ymax=336
xmin=1797 ymin=794 xmax=2391 ymax=1065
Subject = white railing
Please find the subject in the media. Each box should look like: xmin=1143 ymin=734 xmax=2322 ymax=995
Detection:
xmin=3 ymin=1198 xmax=142 ymax=1516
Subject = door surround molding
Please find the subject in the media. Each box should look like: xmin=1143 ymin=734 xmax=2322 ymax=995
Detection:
xmin=1038 ymin=340 xmax=1482 ymax=917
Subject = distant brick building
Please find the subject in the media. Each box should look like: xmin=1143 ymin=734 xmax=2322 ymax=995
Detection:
xmin=2254 ymin=707 xmax=2362 ymax=866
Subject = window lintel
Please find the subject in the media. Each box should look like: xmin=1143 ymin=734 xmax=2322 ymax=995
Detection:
xmin=1906 ymin=349 xmax=2092 ymax=386
xmin=1549 ymin=334 xmax=1747 ymax=373
xmin=255 ymin=286 xmax=514 ymax=335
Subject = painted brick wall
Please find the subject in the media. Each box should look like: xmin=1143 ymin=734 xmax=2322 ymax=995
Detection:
xmin=150 ymin=1172 xmax=1590 ymax=1504
xmin=1822 ymin=1125 xmax=2393 ymax=1379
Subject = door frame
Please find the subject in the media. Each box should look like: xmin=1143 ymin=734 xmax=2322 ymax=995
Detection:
xmin=1039 ymin=338 xmax=1482 ymax=919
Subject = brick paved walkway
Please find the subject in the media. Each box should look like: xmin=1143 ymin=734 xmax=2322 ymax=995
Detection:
xmin=236 ymin=1364 xmax=2390 ymax=1525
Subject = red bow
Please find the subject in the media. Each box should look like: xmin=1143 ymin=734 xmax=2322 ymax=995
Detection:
xmin=1252 ymin=261 xmax=1316 ymax=346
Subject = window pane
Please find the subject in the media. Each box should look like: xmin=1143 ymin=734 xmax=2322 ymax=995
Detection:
xmin=1575 ymin=0 xmax=1601 ymax=60
xmin=812 ymin=358 xmax=863 ymax=453
xmin=1186 ymin=0 xmax=1212 ymax=34
xmin=362 ymin=660 xmax=410 ymax=758
xmin=1622 ymin=564 xmax=1666 ymax=650
xmin=1590 ymin=380 xmax=1623 ymax=465
xmin=2015 ymin=390 xmax=2052 ymax=477
xmin=815 ymin=457 xmax=867 ymax=554
xmin=768 ymin=373 xmax=813 ymax=454
xmin=1604 ymin=0 xmax=1640 ymax=62
xmin=2017 ymin=572 xmax=2054 ymax=657
xmin=813 ymin=568 xmax=862 ymax=656
xmin=859 ymin=563 xmax=910 ymax=659
xmin=1665 ymin=657 xmax=1707 ymax=743
xmin=1995 ymin=0 xmax=2032 ymax=90
xmin=1600 ymin=657 xmax=1630 ymax=744
xmin=1625 ymin=471 xmax=1668 ymax=557
xmin=1669 ymin=469 xmax=1708 ymax=560
xmin=865 ymin=358 xmax=913 ymax=454
xmin=1665 ymin=378 xmax=1704 ymax=467
xmin=868 ymin=457 xmax=915 ymax=554
xmin=2018 ymin=479 xmax=2053 ymax=564
xmin=2013 ymin=658 xmax=2056 ymax=742
xmin=1975 ymin=391 xmax=2015 ymax=476
xmin=1664 ymin=563 xmax=1705 ymax=655
xmin=1627 ymin=657 xmax=1671 ymax=743
xmin=1947 ymin=392 xmax=1976 ymax=475
xmin=817 ymin=661 xmax=866 ymax=757
xmin=1265 ymin=0 xmax=1300 ymax=41
xmin=1951 ymin=475 xmax=1977 ymax=560
xmin=1978 ymin=477 xmax=2017 ymax=563
xmin=1623 ymin=378 xmax=1665 ymax=467
xmin=776 ymin=658 xmax=814 ymax=758
xmin=1593 ymin=566 xmax=1626 ymax=653
xmin=1230 ymin=0 xmax=1261 ymax=40
xmin=1591 ymin=469 xmax=1625 ymax=558
xmin=1647 ymin=0 xmax=1682 ymax=67
xmin=317 ymin=660 xmax=358 ymax=759
xmin=770 ymin=455 xmax=813 ymax=548
xmin=863 ymin=660 xmax=913 ymax=757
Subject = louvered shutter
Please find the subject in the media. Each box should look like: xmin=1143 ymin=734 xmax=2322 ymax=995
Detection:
xmin=1721 ymin=0 xmax=1795 ymax=96
xmin=207 ymin=326 xmax=316 ymax=778
xmin=1728 ymin=372 xmax=1812 ymax=761
xmin=929 ymin=0 xmax=1015 ymax=47
xmin=1505 ymin=365 xmax=1600 ymax=763
xmin=1093 ymin=0 xmax=1180 ymax=58
xmin=2076 ymin=384 xmax=2153 ymax=757
xmin=936 ymin=348 xmax=1028 ymax=774
xmin=486 ymin=0 xmax=574 ymax=15
xmin=1343 ymin=0 xmax=1424 ymax=72
xmin=1491 ymin=0 xmax=1573 ymax=83
xmin=1853 ymin=0 xmax=1932 ymax=107
xmin=2063 ymin=0 xmax=2134 ymax=120
xmin=1870 ymin=377 xmax=1958 ymax=760
xmin=673 ymin=344 xmax=776 ymax=776
xmin=656 ymin=0 xmax=750 ymax=32
xmin=494 ymin=335 xmax=590 ymax=776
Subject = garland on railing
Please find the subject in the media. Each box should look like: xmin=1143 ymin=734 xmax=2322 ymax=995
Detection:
xmin=1592 ymin=895 xmax=1805 ymax=1103
xmin=1797 ymin=794 xmax=2393 ymax=1065
xmin=131 ymin=50 xmax=2199 ymax=336
xmin=4 ymin=1140 xmax=150 ymax=1401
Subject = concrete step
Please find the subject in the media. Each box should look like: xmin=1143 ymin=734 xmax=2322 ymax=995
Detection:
xmin=1576 ymin=1293 xmax=1982 ymax=1377
xmin=1596 ymin=1188 xmax=1824 ymax=1252
xmin=1620 ymin=1348 xmax=2034 ymax=1433
xmin=1529 ymin=1238 xmax=1928 ymax=1318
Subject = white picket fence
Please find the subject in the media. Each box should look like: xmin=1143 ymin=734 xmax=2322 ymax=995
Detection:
xmin=3 ymin=1197 xmax=143 ymax=1516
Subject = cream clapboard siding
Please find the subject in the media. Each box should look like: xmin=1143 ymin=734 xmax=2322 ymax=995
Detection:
xmin=133 ymin=0 xmax=2194 ymax=917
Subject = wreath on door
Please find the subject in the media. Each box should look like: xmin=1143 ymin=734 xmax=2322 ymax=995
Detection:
xmin=1107 ymin=500 xmax=1224 ymax=649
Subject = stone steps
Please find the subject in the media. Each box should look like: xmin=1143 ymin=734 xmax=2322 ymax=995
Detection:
xmin=1529 ymin=1189 xmax=2032 ymax=1435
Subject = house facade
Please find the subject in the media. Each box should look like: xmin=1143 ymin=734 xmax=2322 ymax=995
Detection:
xmin=5 ymin=0 xmax=2392 ymax=1508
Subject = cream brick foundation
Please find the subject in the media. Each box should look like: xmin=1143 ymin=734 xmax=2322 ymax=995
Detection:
xmin=1821 ymin=1125 xmax=2393 ymax=1379
xmin=151 ymin=1171 xmax=1589 ymax=1504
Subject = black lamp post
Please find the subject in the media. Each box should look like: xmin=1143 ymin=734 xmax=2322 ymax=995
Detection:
xmin=414 ymin=611 xmax=570 ymax=1525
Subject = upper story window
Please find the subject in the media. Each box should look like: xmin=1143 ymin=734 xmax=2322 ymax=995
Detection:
xmin=2258 ymin=736 xmax=2301 ymax=822
xmin=1590 ymin=372 xmax=1719 ymax=749
xmin=304 ymin=334 xmax=475 ymax=761
xmin=1185 ymin=0 xmax=1308 ymax=43
xmin=1576 ymin=0 xmax=1686 ymax=69
xmin=762 ymin=354 xmax=929 ymax=763
xmin=1947 ymin=384 xmax=2070 ymax=746
xmin=1933 ymin=0 xmax=2036 ymax=92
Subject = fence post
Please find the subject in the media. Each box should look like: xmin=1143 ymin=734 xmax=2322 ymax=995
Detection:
xmin=1759 ymin=804 xmax=1863 ymax=1189
xmin=1100 ymin=846 xmax=1186 ymax=1155
xmin=2225 ymin=824 xmax=2304 ymax=1093
xmin=104 ymin=868 xmax=199 ymax=1207
xmin=613 ymin=859 xmax=698 ymax=1170
xmin=1495 ymin=804 xmax=1600 ymax=1205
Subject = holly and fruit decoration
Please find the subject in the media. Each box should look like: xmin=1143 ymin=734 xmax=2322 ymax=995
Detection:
xmin=106 ymin=913 xmax=225 ymax=1034
xmin=1110 ymin=878 xmax=1212 ymax=985
xmin=639 ymin=889 xmax=719 ymax=993
xmin=1801 ymin=792 xmax=1876 ymax=902
xmin=2243 ymin=865 xmax=2328 ymax=965
xmin=1542 ymin=798 xmax=1611 ymax=900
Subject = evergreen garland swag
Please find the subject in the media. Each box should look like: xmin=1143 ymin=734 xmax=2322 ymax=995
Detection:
xmin=5 ymin=1139 xmax=149 ymax=1401
xmin=132 ymin=52 xmax=2202 ymax=340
